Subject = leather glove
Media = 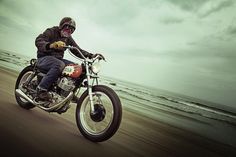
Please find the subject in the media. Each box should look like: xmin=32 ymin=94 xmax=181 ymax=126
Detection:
xmin=49 ymin=41 xmax=66 ymax=49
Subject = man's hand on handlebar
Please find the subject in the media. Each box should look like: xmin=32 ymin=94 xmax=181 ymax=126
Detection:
xmin=50 ymin=41 xmax=66 ymax=50
xmin=91 ymin=53 xmax=105 ymax=60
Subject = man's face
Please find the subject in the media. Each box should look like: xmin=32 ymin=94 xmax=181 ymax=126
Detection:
xmin=60 ymin=24 xmax=75 ymax=38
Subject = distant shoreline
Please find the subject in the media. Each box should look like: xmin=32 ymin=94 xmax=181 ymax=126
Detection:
xmin=1 ymin=62 xmax=236 ymax=116
xmin=1 ymin=49 xmax=236 ymax=115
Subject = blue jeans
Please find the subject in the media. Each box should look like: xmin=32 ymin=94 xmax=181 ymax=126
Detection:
xmin=37 ymin=56 xmax=74 ymax=90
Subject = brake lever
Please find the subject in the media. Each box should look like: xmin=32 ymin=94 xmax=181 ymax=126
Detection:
xmin=97 ymin=54 xmax=106 ymax=61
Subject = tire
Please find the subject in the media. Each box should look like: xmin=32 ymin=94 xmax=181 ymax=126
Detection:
xmin=76 ymin=85 xmax=122 ymax=142
xmin=15 ymin=66 xmax=35 ymax=110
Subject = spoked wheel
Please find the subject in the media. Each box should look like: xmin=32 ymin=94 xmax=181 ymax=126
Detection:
xmin=76 ymin=85 xmax=122 ymax=142
xmin=15 ymin=66 xmax=36 ymax=109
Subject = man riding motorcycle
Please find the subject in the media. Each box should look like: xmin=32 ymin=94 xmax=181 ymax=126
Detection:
xmin=15 ymin=17 xmax=122 ymax=142
xmin=35 ymin=17 xmax=94 ymax=100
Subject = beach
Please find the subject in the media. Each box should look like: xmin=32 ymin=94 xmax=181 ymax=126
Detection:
xmin=0 ymin=64 xmax=236 ymax=157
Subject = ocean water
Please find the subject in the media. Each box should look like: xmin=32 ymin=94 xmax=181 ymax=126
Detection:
xmin=100 ymin=77 xmax=236 ymax=147
xmin=1 ymin=49 xmax=236 ymax=146
xmin=0 ymin=49 xmax=29 ymax=71
xmin=101 ymin=76 xmax=236 ymax=123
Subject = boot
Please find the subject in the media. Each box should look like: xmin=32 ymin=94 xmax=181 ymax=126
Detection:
xmin=36 ymin=86 xmax=52 ymax=101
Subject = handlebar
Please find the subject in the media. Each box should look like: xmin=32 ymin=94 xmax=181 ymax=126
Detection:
xmin=64 ymin=46 xmax=106 ymax=62
xmin=64 ymin=46 xmax=86 ymax=59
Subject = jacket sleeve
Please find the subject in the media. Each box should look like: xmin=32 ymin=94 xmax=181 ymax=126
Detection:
xmin=35 ymin=28 xmax=52 ymax=52
xmin=68 ymin=37 xmax=92 ymax=59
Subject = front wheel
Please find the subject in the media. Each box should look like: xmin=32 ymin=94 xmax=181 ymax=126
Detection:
xmin=76 ymin=85 xmax=122 ymax=142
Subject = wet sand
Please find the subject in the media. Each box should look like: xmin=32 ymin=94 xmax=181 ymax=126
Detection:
xmin=0 ymin=67 xmax=236 ymax=157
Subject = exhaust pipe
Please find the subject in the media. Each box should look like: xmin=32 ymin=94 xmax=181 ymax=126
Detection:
xmin=15 ymin=88 xmax=74 ymax=112
xmin=37 ymin=91 xmax=73 ymax=112
xmin=15 ymin=89 xmax=35 ymax=105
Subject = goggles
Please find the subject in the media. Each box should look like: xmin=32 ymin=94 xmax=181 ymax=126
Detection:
xmin=62 ymin=24 xmax=75 ymax=33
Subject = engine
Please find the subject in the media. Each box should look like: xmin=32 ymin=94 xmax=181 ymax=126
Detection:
xmin=57 ymin=77 xmax=75 ymax=92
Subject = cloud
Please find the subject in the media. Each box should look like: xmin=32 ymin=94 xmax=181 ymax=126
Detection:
xmin=0 ymin=16 xmax=17 ymax=28
xmin=198 ymin=0 xmax=234 ymax=18
xmin=167 ymin=0 xmax=234 ymax=18
xmin=81 ymin=1 xmax=146 ymax=27
xmin=0 ymin=16 xmax=32 ymax=33
xmin=226 ymin=25 xmax=236 ymax=35
xmin=160 ymin=16 xmax=183 ymax=24
xmin=225 ymin=18 xmax=236 ymax=36
xmin=166 ymin=0 xmax=208 ymax=11
xmin=201 ymin=17 xmax=236 ymax=42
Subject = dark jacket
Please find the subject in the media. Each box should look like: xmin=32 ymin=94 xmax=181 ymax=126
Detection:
xmin=35 ymin=26 xmax=91 ymax=59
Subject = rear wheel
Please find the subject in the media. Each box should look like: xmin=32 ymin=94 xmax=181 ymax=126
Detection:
xmin=76 ymin=85 xmax=122 ymax=142
xmin=15 ymin=66 xmax=36 ymax=109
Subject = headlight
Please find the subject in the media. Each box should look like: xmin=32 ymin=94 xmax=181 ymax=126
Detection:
xmin=91 ymin=62 xmax=101 ymax=74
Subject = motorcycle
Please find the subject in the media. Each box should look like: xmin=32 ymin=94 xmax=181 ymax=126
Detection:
xmin=14 ymin=46 xmax=122 ymax=142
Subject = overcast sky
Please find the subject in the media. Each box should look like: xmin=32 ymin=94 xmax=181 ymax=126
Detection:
xmin=0 ymin=0 xmax=236 ymax=107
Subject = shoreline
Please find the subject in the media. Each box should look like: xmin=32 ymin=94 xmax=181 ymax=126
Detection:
xmin=1 ymin=52 xmax=236 ymax=116
xmin=1 ymin=48 xmax=236 ymax=115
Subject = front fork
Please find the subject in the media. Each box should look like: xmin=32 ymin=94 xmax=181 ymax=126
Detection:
xmin=85 ymin=62 xmax=95 ymax=113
